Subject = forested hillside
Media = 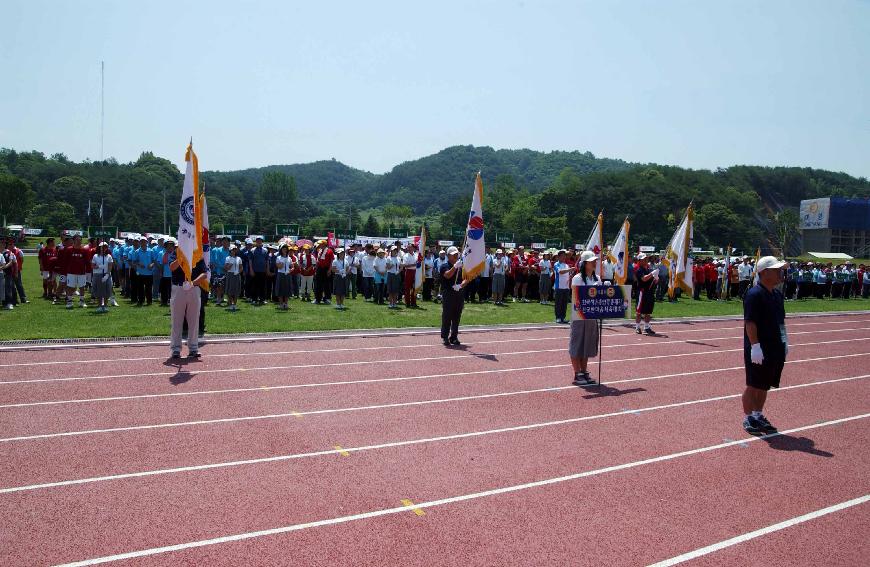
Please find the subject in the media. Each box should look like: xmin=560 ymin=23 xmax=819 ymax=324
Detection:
xmin=2 ymin=145 xmax=868 ymax=253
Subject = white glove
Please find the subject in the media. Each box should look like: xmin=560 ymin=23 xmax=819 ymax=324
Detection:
xmin=102 ymin=274 xmax=109 ymax=283
xmin=750 ymin=343 xmax=764 ymax=365
xmin=452 ymin=284 xmax=462 ymax=292
xmin=454 ymin=260 xmax=463 ymax=269
xmin=182 ymin=281 xmax=193 ymax=291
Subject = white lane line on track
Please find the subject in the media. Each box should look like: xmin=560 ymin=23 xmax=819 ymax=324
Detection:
xmin=4 ymin=373 xmax=867 ymax=495
xmin=4 ymin=317 xmax=865 ymax=368
xmin=1 ymin=328 xmax=865 ymax=387
xmin=4 ymin=351 xmax=868 ymax=443
xmin=646 ymin=494 xmax=870 ymax=566
xmin=2 ymin=337 xmax=867 ymax=409
xmin=13 ymin=310 xmax=870 ymax=354
xmin=51 ymin=413 xmax=870 ymax=567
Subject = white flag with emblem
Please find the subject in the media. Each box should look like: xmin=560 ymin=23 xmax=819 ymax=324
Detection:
xmin=176 ymin=142 xmax=202 ymax=282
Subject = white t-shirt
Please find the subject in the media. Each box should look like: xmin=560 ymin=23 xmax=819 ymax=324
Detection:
xmin=91 ymin=254 xmax=113 ymax=274
xmin=347 ymin=253 xmax=360 ymax=274
xmin=373 ymin=256 xmax=388 ymax=274
xmin=403 ymin=252 xmax=418 ymax=269
xmin=738 ymin=263 xmax=752 ymax=280
xmin=554 ymin=261 xmax=571 ymax=289
xmin=361 ymin=255 xmax=376 ymax=277
xmin=483 ymin=253 xmax=493 ymax=277
xmin=225 ymin=256 xmax=242 ymax=275
xmin=332 ymin=258 xmax=347 ymax=277
xmin=386 ymin=255 xmax=401 ymax=274
xmin=602 ymin=260 xmax=615 ymax=280
xmin=570 ymin=272 xmax=601 ymax=321
xmin=538 ymin=259 xmax=552 ymax=275
xmin=492 ymin=256 xmax=506 ymax=275
xmin=275 ymin=255 xmax=292 ymax=274
xmin=424 ymin=256 xmax=435 ymax=278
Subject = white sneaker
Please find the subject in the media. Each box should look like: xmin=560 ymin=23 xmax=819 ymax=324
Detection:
xmin=110 ymin=298 xmax=119 ymax=307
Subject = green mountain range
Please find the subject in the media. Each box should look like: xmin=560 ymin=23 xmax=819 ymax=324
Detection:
xmin=2 ymin=145 xmax=868 ymax=253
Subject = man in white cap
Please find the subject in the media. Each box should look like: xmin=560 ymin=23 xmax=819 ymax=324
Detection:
xmin=439 ymin=246 xmax=466 ymax=346
xmin=742 ymin=255 xmax=788 ymax=435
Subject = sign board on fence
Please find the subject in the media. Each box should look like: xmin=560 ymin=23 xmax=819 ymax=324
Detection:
xmin=574 ymin=243 xmax=583 ymax=250
xmin=502 ymin=242 xmax=516 ymax=249
xmin=223 ymin=224 xmax=249 ymax=238
xmin=388 ymin=228 xmax=408 ymax=239
xmin=23 ymin=228 xmax=43 ymax=236
xmin=438 ymin=240 xmax=454 ymax=246
xmin=639 ymin=245 xmax=656 ymax=252
xmin=335 ymin=230 xmax=356 ymax=241
xmin=88 ymin=226 xmax=117 ymax=239
xmin=63 ymin=229 xmax=85 ymax=237
xmin=546 ymin=239 xmax=562 ymax=249
xmin=451 ymin=227 xmax=465 ymax=239
xmin=531 ymin=242 xmax=546 ymax=249
xmin=495 ymin=232 xmax=514 ymax=243
xmin=275 ymin=223 xmax=299 ymax=236
xmin=574 ymin=285 xmax=631 ymax=319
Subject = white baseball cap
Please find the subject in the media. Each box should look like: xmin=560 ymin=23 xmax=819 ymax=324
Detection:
xmin=636 ymin=252 xmax=648 ymax=260
xmin=756 ymin=256 xmax=787 ymax=272
xmin=446 ymin=246 xmax=459 ymax=255
xmin=579 ymin=250 xmax=597 ymax=263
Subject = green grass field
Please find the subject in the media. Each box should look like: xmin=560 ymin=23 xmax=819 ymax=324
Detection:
xmin=0 ymin=262 xmax=867 ymax=340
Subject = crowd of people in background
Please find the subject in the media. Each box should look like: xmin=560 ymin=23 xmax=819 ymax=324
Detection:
xmin=1 ymin=234 xmax=868 ymax=326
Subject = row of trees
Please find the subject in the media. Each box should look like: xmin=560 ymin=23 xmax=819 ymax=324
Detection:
xmin=2 ymin=146 xmax=868 ymax=254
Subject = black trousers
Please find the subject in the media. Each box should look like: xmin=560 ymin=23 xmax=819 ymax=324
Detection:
xmin=314 ymin=266 xmax=331 ymax=302
xmin=738 ymin=280 xmax=749 ymax=298
xmin=554 ymin=289 xmax=570 ymax=322
xmin=133 ymin=274 xmax=152 ymax=304
xmin=423 ymin=278 xmax=433 ymax=301
xmin=160 ymin=277 xmax=172 ymax=305
xmin=249 ymin=272 xmax=265 ymax=302
xmin=441 ymin=293 xmax=464 ymax=340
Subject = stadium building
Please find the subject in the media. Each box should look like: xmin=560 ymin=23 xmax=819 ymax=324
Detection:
xmin=800 ymin=197 xmax=870 ymax=257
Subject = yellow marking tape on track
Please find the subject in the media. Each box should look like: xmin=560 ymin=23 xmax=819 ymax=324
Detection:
xmin=333 ymin=445 xmax=350 ymax=457
xmin=401 ymin=499 xmax=426 ymax=516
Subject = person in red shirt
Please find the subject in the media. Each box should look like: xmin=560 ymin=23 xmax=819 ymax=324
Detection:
xmin=313 ymin=240 xmax=334 ymax=304
xmin=692 ymin=258 xmax=706 ymax=300
xmin=64 ymin=234 xmax=90 ymax=309
xmin=5 ymin=238 xmax=27 ymax=304
xmin=704 ymin=258 xmax=718 ymax=300
xmin=510 ymin=245 xmax=529 ymax=302
xmin=38 ymin=237 xmax=59 ymax=300
xmin=298 ymin=244 xmax=316 ymax=302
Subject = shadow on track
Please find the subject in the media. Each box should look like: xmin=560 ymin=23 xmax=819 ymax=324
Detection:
xmin=580 ymin=384 xmax=647 ymax=399
xmin=763 ymin=434 xmax=834 ymax=458
xmin=162 ymin=357 xmax=199 ymax=385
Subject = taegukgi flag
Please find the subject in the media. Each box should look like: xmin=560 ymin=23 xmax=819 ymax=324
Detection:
xmin=461 ymin=172 xmax=485 ymax=281
xmin=585 ymin=211 xmax=604 ymax=277
xmin=414 ymin=224 xmax=426 ymax=294
xmin=176 ymin=141 xmax=203 ymax=282
xmin=608 ymin=217 xmax=630 ymax=284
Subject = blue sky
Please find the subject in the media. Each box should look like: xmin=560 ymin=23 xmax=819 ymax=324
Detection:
xmin=1 ymin=0 xmax=868 ymax=177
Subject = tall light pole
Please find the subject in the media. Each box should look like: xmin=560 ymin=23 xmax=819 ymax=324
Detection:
xmin=100 ymin=61 xmax=105 ymax=161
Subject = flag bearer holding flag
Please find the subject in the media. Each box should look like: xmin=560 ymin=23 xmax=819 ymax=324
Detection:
xmin=441 ymin=173 xmax=485 ymax=346
xmin=169 ymin=141 xmax=207 ymax=359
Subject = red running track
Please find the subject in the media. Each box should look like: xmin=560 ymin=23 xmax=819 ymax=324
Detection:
xmin=0 ymin=313 xmax=867 ymax=566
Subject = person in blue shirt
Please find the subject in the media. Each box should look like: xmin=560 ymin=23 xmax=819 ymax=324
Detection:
xmin=742 ymin=256 xmax=787 ymax=435
xmin=249 ymin=237 xmax=269 ymax=305
xmin=240 ymin=239 xmax=253 ymax=301
xmin=132 ymin=237 xmax=155 ymax=306
xmin=151 ymin=237 xmax=164 ymax=304
xmin=210 ymin=236 xmax=230 ymax=306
